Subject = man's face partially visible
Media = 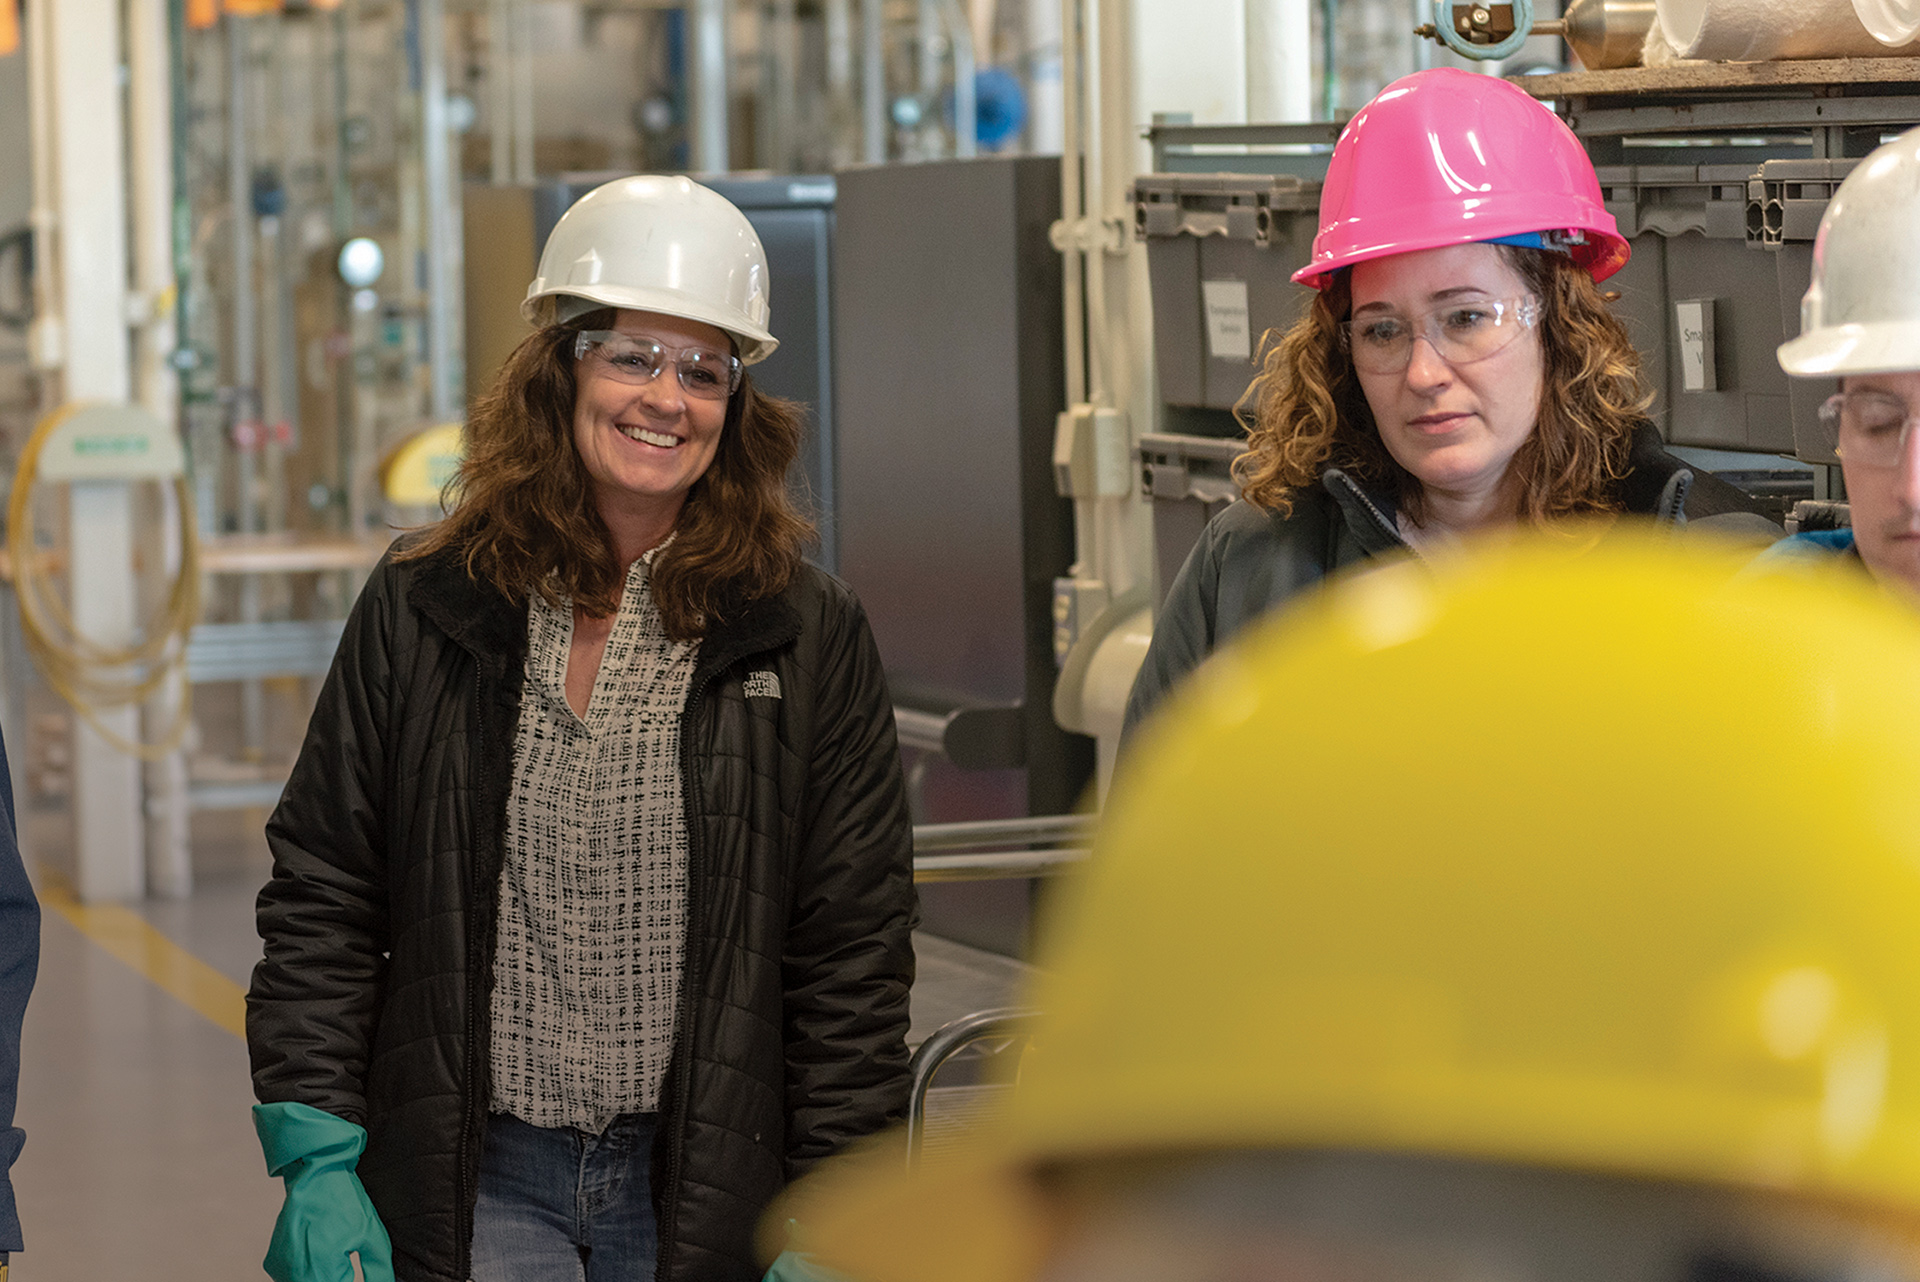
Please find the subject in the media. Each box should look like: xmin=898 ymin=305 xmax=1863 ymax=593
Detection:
xmin=1839 ymin=370 xmax=1920 ymax=600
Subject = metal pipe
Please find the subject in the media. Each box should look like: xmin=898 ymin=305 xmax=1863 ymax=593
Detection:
xmin=23 ymin=0 xmax=58 ymax=383
xmin=513 ymin=0 xmax=535 ymax=182
xmin=490 ymin=0 xmax=511 ymax=183
xmin=692 ymin=0 xmax=730 ymax=172
xmin=826 ymin=0 xmax=855 ymax=165
xmin=228 ymin=16 xmax=258 ymax=535
xmin=1059 ymin=0 xmax=1085 ymax=408
xmin=917 ymin=0 xmax=940 ymax=107
xmin=418 ymin=0 xmax=462 ymax=423
xmin=772 ymin=0 xmax=799 ymax=170
xmin=862 ymin=0 xmax=886 ymax=162
xmin=936 ymin=0 xmax=977 ymax=157
xmin=1080 ymin=0 xmax=1108 ymax=406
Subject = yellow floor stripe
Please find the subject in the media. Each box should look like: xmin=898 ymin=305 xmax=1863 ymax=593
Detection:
xmin=38 ymin=874 xmax=248 ymax=1040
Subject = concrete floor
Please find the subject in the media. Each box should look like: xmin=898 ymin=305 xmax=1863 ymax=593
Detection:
xmin=9 ymin=795 xmax=1032 ymax=1281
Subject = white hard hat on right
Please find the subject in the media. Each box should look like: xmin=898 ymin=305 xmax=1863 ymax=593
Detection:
xmin=1778 ymin=124 xmax=1920 ymax=377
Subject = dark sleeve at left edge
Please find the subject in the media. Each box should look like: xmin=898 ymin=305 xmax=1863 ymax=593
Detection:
xmin=780 ymin=584 xmax=919 ymax=1178
xmin=0 ymin=727 xmax=39 ymax=1253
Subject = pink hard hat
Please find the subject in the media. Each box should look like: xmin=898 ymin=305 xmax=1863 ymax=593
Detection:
xmin=1294 ymin=68 xmax=1630 ymax=290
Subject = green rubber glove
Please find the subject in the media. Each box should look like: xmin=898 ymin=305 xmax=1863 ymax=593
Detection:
xmin=253 ymin=1101 xmax=396 ymax=1282
xmin=763 ymin=1248 xmax=858 ymax=1282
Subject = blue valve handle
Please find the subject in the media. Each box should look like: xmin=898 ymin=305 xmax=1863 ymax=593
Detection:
xmin=1429 ymin=0 xmax=1534 ymax=59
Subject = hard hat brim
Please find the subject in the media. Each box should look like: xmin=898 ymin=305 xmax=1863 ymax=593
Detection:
xmin=773 ymin=1139 xmax=1052 ymax=1282
xmin=521 ymin=282 xmax=780 ymax=365
xmin=1778 ymin=320 xmax=1920 ymax=377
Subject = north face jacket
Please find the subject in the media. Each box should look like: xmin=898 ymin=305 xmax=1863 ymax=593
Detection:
xmin=248 ymin=544 xmax=918 ymax=1282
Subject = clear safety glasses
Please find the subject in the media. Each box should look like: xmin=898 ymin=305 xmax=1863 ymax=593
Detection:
xmin=574 ymin=330 xmax=743 ymax=401
xmin=1339 ymin=296 xmax=1542 ymax=376
xmin=1820 ymin=389 xmax=1920 ymax=468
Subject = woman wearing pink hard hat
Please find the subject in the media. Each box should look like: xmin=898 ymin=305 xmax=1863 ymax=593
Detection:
xmin=1125 ymin=67 xmax=1777 ymax=735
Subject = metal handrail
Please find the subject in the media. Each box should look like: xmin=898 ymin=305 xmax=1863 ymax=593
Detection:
xmin=905 ymin=1007 xmax=1037 ymax=1167
xmin=910 ymin=814 xmax=1096 ymax=883
xmin=912 ymin=814 xmax=1095 ymax=851
xmin=913 ymin=848 xmax=1088 ymax=882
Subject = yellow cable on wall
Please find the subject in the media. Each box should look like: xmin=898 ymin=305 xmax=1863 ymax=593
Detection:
xmin=7 ymin=402 xmax=201 ymax=762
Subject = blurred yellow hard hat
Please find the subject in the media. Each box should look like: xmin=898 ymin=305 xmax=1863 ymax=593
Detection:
xmin=788 ymin=532 xmax=1920 ymax=1282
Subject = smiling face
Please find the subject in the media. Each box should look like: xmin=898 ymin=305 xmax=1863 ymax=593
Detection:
xmin=571 ymin=308 xmax=733 ymax=553
xmin=1349 ymin=243 xmax=1545 ymax=516
xmin=1839 ymin=370 xmax=1920 ymax=600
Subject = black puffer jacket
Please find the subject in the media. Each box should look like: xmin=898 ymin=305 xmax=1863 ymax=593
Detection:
xmin=1125 ymin=424 xmax=1782 ymax=735
xmin=248 ymin=545 xmax=918 ymax=1282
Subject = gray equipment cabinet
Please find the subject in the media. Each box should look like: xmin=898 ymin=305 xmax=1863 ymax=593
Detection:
xmin=832 ymin=155 xmax=1091 ymax=958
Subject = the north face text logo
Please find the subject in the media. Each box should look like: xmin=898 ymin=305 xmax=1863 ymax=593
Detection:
xmin=743 ymin=671 xmax=781 ymax=699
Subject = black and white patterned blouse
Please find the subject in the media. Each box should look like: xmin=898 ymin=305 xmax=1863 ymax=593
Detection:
xmin=488 ymin=550 xmax=696 ymax=1132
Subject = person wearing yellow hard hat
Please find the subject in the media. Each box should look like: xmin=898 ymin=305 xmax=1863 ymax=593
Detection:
xmin=1125 ymin=68 xmax=1778 ymax=736
xmin=782 ymin=533 xmax=1920 ymax=1282
xmin=1771 ymin=125 xmax=1920 ymax=602
xmin=248 ymin=176 xmax=918 ymax=1282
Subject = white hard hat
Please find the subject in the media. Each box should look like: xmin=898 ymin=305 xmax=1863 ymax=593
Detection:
xmin=521 ymin=175 xmax=779 ymax=365
xmin=1778 ymin=125 xmax=1920 ymax=377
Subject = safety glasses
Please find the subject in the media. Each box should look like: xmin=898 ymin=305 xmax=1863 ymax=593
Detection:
xmin=1340 ymin=296 xmax=1541 ymax=375
xmin=574 ymin=330 xmax=742 ymax=401
xmin=1820 ymin=389 xmax=1920 ymax=468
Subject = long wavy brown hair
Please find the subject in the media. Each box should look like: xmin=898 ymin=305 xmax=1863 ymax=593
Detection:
xmin=399 ymin=309 xmax=813 ymax=641
xmin=1235 ymin=246 xmax=1652 ymax=526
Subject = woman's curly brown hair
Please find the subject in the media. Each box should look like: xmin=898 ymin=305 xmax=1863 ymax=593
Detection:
xmin=398 ymin=308 xmax=814 ymax=641
xmin=1235 ymin=246 xmax=1653 ymax=527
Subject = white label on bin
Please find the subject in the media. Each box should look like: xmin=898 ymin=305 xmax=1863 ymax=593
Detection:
xmin=1675 ymin=298 xmax=1716 ymax=393
xmin=1202 ymin=280 xmax=1252 ymax=361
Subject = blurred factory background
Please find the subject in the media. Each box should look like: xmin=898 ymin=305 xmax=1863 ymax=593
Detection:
xmin=4 ymin=0 xmax=1916 ymax=1274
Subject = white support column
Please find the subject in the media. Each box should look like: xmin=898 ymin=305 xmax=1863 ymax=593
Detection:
xmin=128 ymin=0 xmax=191 ymax=899
xmin=1247 ymin=0 xmax=1313 ymax=121
xmin=691 ymin=0 xmax=730 ymax=173
xmin=42 ymin=0 xmax=145 ymax=901
xmin=1025 ymin=0 xmax=1064 ymax=153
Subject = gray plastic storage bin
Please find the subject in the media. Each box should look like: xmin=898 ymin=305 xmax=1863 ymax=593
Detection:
xmin=1134 ymin=174 xmax=1322 ymax=412
xmin=1593 ymin=164 xmax=1799 ymax=455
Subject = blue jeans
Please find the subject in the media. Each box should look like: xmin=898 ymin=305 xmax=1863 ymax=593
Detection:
xmin=469 ymin=1111 xmax=660 ymax=1282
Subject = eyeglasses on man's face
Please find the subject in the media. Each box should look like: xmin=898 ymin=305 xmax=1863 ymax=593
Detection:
xmin=1820 ymin=389 xmax=1920 ymax=468
xmin=1340 ymin=296 xmax=1542 ymax=376
xmin=573 ymin=330 xmax=742 ymax=401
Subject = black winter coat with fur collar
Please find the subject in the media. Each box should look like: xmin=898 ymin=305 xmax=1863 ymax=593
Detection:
xmin=247 ymin=543 xmax=918 ymax=1282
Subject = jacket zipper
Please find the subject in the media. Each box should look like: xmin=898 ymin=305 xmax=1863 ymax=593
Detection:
xmin=455 ymin=664 xmax=487 ymax=1281
xmin=1329 ymin=470 xmax=1406 ymax=548
xmin=658 ymin=658 xmax=720 ymax=1280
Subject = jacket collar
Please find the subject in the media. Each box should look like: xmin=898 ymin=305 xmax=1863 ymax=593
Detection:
xmin=1320 ymin=467 xmax=1407 ymax=554
xmin=1618 ymin=422 xmax=1694 ymax=523
xmin=404 ymin=542 xmax=805 ymax=687
xmin=691 ymin=589 xmax=803 ymax=691
xmin=405 ymin=546 xmax=526 ymax=682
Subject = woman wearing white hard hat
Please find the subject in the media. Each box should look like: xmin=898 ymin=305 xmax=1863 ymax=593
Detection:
xmin=246 ymin=176 xmax=917 ymax=1282
xmin=1124 ymin=68 xmax=1778 ymax=735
